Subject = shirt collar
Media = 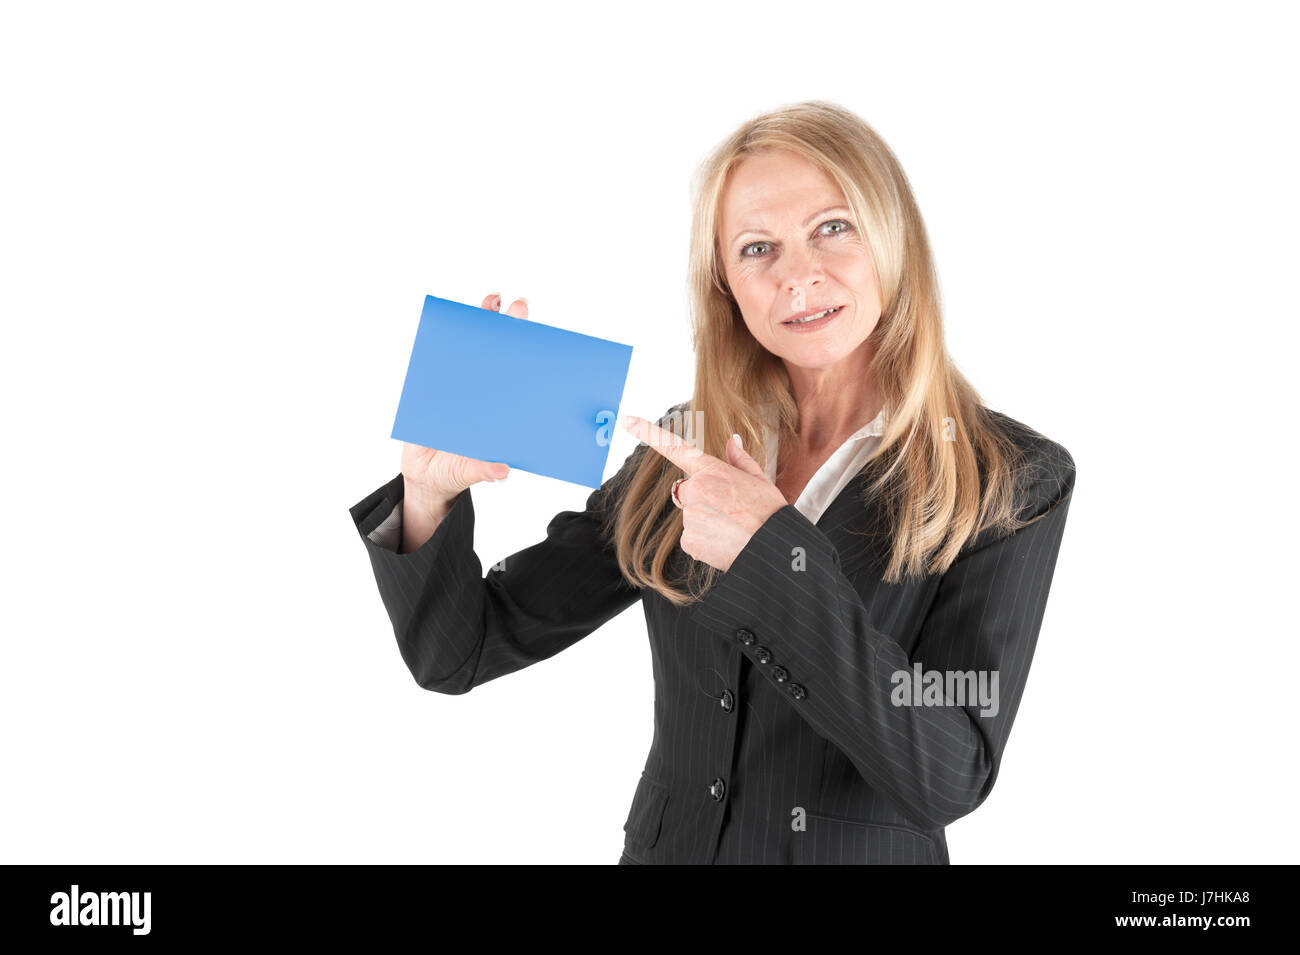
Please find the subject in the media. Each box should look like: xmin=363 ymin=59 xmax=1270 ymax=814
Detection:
xmin=849 ymin=402 xmax=890 ymax=440
xmin=757 ymin=401 xmax=890 ymax=483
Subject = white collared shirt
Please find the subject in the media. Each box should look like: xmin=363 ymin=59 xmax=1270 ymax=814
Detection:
xmin=367 ymin=402 xmax=890 ymax=549
xmin=759 ymin=402 xmax=890 ymax=525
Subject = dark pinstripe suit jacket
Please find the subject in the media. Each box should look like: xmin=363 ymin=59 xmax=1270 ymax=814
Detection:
xmin=348 ymin=402 xmax=1075 ymax=864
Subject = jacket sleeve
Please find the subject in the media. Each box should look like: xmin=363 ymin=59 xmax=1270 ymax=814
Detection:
xmin=687 ymin=439 xmax=1076 ymax=831
xmin=347 ymin=439 xmax=656 ymax=694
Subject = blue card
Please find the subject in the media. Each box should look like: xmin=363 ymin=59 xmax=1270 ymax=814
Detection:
xmin=390 ymin=294 xmax=634 ymax=489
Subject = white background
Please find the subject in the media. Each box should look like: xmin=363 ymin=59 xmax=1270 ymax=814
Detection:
xmin=2 ymin=0 xmax=1296 ymax=864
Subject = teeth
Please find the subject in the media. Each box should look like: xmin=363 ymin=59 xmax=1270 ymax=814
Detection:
xmin=788 ymin=306 xmax=839 ymax=324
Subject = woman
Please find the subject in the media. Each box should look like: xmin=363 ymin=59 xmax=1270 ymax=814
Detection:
xmin=348 ymin=100 xmax=1076 ymax=864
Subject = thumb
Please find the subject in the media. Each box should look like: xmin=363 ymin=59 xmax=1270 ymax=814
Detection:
xmin=726 ymin=433 xmax=766 ymax=478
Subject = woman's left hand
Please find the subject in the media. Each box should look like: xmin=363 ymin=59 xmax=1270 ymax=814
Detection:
xmin=620 ymin=414 xmax=790 ymax=573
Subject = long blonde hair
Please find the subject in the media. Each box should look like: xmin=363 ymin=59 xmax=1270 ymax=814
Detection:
xmin=607 ymin=99 xmax=1038 ymax=607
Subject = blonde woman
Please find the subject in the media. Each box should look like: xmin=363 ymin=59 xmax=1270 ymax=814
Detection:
xmin=349 ymin=100 xmax=1076 ymax=865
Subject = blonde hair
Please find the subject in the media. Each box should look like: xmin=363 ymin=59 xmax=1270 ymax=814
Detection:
xmin=606 ymin=99 xmax=1040 ymax=607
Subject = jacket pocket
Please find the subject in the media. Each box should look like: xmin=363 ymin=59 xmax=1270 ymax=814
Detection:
xmin=622 ymin=772 xmax=670 ymax=851
xmin=791 ymin=812 xmax=939 ymax=865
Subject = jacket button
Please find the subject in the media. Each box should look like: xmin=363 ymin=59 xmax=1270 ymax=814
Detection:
xmin=771 ymin=665 xmax=788 ymax=683
xmin=735 ymin=628 xmax=756 ymax=646
xmin=788 ymin=683 xmax=807 ymax=701
xmin=754 ymin=646 xmax=772 ymax=665
xmin=720 ymin=689 xmax=735 ymax=712
xmin=709 ymin=777 xmax=726 ymax=801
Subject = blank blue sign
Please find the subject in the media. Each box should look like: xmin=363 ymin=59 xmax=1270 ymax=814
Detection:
xmin=390 ymin=294 xmax=634 ymax=489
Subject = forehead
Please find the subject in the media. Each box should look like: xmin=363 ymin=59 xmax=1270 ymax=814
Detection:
xmin=720 ymin=150 xmax=843 ymax=229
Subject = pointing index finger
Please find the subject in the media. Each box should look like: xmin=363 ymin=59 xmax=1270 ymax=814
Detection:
xmin=621 ymin=415 xmax=711 ymax=476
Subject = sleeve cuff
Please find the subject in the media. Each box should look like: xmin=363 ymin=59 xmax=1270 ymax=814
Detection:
xmin=349 ymin=472 xmax=472 ymax=566
xmin=367 ymin=498 xmax=404 ymax=550
xmin=686 ymin=502 xmax=844 ymax=652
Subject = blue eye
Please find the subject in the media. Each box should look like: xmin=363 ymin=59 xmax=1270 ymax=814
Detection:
xmin=739 ymin=219 xmax=854 ymax=259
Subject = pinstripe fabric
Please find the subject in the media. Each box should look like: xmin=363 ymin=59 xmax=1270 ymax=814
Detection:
xmin=349 ymin=403 xmax=1075 ymax=864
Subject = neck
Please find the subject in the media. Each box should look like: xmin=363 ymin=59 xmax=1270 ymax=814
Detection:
xmin=783 ymin=342 xmax=881 ymax=453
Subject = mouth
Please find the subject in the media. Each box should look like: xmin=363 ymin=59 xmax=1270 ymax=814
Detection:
xmin=782 ymin=304 xmax=844 ymax=329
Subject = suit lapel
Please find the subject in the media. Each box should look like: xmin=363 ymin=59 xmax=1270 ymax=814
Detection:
xmin=809 ymin=466 xmax=892 ymax=580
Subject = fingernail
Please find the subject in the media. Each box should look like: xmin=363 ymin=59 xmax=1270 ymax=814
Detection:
xmin=732 ymin=432 xmax=742 ymax=449
xmin=518 ymin=296 xmax=528 ymax=307
xmin=621 ymin=415 xmax=637 ymax=429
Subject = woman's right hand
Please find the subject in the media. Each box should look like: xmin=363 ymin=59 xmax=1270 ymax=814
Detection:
xmin=399 ymin=292 xmax=528 ymax=506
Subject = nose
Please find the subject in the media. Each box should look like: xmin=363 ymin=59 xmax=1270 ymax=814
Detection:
xmin=782 ymin=246 xmax=826 ymax=300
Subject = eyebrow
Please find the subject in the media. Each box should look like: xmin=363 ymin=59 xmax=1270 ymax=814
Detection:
xmin=730 ymin=204 xmax=852 ymax=245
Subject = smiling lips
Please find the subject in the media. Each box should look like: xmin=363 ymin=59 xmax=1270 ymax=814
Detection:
xmin=783 ymin=304 xmax=844 ymax=327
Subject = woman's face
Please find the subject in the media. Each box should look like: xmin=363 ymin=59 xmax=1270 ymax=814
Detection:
xmin=718 ymin=149 xmax=882 ymax=372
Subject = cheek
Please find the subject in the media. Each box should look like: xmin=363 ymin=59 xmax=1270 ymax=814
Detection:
xmin=729 ymin=260 xmax=764 ymax=292
xmin=829 ymin=244 xmax=871 ymax=274
xmin=832 ymin=249 xmax=880 ymax=298
xmin=728 ymin=273 xmax=771 ymax=325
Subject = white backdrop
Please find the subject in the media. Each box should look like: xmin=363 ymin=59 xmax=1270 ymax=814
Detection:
xmin=2 ymin=0 xmax=1296 ymax=864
